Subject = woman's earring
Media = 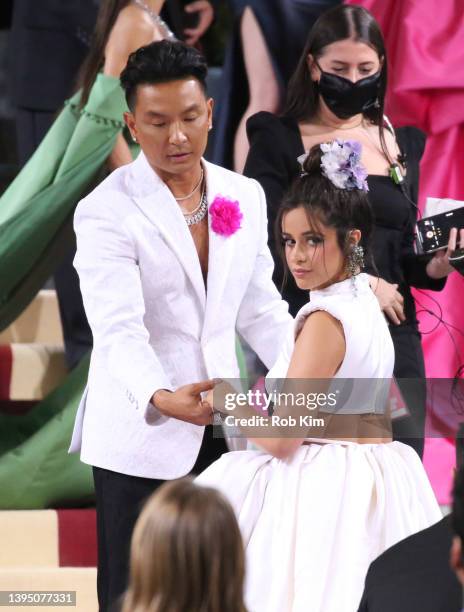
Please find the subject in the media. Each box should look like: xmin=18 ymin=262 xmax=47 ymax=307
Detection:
xmin=348 ymin=244 xmax=364 ymax=296
xmin=208 ymin=124 xmax=213 ymax=131
xmin=348 ymin=244 xmax=364 ymax=274
xmin=132 ymin=134 xmax=138 ymax=143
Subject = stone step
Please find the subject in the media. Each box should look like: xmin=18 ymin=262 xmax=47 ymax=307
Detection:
xmin=0 ymin=509 xmax=97 ymax=568
xmin=0 ymin=567 xmax=97 ymax=612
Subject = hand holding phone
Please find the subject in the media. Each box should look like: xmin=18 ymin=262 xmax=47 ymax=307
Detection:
xmin=426 ymin=227 xmax=464 ymax=279
xmin=416 ymin=206 xmax=464 ymax=254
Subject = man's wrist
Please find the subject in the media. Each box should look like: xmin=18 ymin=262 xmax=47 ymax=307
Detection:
xmin=151 ymin=389 xmax=172 ymax=414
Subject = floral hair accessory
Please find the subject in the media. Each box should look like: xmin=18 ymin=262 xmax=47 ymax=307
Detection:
xmin=209 ymin=196 xmax=243 ymax=237
xmin=320 ymin=140 xmax=369 ymax=192
xmin=298 ymin=140 xmax=369 ymax=192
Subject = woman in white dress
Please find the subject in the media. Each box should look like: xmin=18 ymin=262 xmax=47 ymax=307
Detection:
xmin=196 ymin=141 xmax=441 ymax=612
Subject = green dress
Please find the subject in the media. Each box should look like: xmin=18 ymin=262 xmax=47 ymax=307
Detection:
xmin=0 ymin=74 xmax=129 ymax=509
xmin=0 ymin=73 xmax=130 ymax=330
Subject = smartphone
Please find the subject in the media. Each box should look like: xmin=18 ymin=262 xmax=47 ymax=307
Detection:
xmin=416 ymin=207 xmax=464 ymax=254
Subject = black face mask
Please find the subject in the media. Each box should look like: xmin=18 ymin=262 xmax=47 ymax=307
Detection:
xmin=316 ymin=67 xmax=381 ymax=120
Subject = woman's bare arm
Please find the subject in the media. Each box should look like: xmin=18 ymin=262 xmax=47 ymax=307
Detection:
xmin=103 ymin=4 xmax=166 ymax=169
xmin=208 ymin=311 xmax=346 ymax=458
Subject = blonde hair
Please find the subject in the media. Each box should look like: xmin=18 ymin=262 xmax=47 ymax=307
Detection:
xmin=122 ymin=478 xmax=247 ymax=612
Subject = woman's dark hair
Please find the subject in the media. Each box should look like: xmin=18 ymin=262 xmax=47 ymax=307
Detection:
xmin=120 ymin=40 xmax=208 ymax=110
xmin=275 ymin=143 xmax=374 ymax=285
xmin=75 ymin=0 xmax=132 ymax=109
xmin=284 ymin=5 xmax=392 ymax=163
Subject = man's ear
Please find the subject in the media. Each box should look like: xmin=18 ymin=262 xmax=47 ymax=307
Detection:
xmin=206 ymin=97 xmax=214 ymax=130
xmin=307 ymin=54 xmax=320 ymax=82
xmin=124 ymin=111 xmax=137 ymax=142
xmin=450 ymin=536 xmax=464 ymax=584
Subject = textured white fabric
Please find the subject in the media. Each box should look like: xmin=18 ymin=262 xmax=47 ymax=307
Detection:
xmin=197 ymin=441 xmax=441 ymax=612
xmin=197 ymin=272 xmax=441 ymax=611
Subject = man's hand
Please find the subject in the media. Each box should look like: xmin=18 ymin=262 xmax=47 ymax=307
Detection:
xmin=368 ymin=275 xmax=405 ymax=325
xmin=184 ymin=1 xmax=214 ymax=45
xmin=152 ymin=380 xmax=216 ymax=425
xmin=426 ymin=227 xmax=464 ymax=279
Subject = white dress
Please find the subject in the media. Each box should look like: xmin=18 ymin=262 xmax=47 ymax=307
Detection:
xmin=196 ymin=274 xmax=441 ymax=612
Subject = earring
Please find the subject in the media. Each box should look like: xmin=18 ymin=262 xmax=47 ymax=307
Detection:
xmin=132 ymin=134 xmax=138 ymax=143
xmin=348 ymin=244 xmax=364 ymax=274
xmin=348 ymin=244 xmax=364 ymax=296
xmin=208 ymin=124 xmax=213 ymax=131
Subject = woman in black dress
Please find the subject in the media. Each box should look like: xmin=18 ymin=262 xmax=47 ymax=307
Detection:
xmin=244 ymin=4 xmax=462 ymax=458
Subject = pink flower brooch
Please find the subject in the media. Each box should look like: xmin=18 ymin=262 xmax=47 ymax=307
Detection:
xmin=209 ymin=196 xmax=243 ymax=237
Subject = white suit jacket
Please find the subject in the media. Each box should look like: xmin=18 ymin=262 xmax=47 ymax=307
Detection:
xmin=69 ymin=152 xmax=292 ymax=479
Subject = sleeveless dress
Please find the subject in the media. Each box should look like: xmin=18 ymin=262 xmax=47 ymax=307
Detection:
xmin=196 ymin=274 xmax=441 ymax=612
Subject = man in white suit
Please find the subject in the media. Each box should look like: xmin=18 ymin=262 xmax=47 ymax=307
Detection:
xmin=69 ymin=40 xmax=291 ymax=611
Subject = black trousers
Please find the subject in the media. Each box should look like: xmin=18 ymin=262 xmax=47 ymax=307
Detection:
xmin=93 ymin=426 xmax=228 ymax=612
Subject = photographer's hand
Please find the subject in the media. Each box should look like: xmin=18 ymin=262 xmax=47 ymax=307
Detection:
xmin=426 ymin=228 xmax=464 ymax=279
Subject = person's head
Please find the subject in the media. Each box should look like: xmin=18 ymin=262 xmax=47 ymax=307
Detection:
xmin=276 ymin=140 xmax=373 ymax=291
xmin=285 ymin=5 xmax=386 ymax=125
xmin=121 ymin=41 xmax=213 ymax=179
xmin=451 ymin=460 xmax=464 ymax=584
xmin=76 ymin=0 xmax=132 ymax=108
xmin=121 ymin=478 xmax=247 ymax=612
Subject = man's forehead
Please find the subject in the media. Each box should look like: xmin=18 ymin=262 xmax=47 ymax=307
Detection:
xmin=136 ymin=79 xmax=205 ymax=104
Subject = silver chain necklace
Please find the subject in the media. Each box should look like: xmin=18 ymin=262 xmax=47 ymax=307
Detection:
xmin=183 ymin=187 xmax=208 ymax=226
xmin=174 ymin=168 xmax=204 ymax=201
xmin=132 ymin=0 xmax=176 ymax=39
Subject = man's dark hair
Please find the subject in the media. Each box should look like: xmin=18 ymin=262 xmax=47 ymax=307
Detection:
xmin=452 ymin=464 xmax=464 ymax=561
xmin=120 ymin=40 xmax=208 ymax=110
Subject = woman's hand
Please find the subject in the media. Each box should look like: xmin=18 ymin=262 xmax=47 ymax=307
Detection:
xmin=184 ymin=1 xmax=214 ymax=45
xmin=204 ymin=388 xmax=215 ymax=411
xmin=368 ymin=275 xmax=405 ymax=325
xmin=426 ymin=228 xmax=464 ymax=279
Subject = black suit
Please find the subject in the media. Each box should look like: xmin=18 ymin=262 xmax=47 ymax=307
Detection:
xmin=7 ymin=0 xmax=98 ymax=368
xmin=358 ymin=516 xmax=461 ymax=612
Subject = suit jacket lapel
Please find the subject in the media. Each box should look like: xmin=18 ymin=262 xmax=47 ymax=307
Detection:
xmin=202 ymin=160 xmax=237 ymax=338
xmin=129 ymin=153 xmax=206 ymax=310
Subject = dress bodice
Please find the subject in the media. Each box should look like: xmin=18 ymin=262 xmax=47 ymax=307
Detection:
xmin=266 ymin=273 xmax=394 ymax=414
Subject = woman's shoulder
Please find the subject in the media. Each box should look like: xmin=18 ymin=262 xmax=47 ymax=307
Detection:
xmin=104 ymin=5 xmax=158 ymax=74
xmin=246 ymin=111 xmax=299 ymax=139
xmin=394 ymin=125 xmax=427 ymax=161
xmin=245 ymin=112 xmax=302 ymax=166
xmin=294 ymin=275 xmax=373 ymax=333
xmin=113 ymin=3 xmax=155 ymax=32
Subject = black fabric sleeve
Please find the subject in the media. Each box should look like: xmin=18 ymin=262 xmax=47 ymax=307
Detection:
xmin=243 ymin=111 xmax=299 ymax=250
xmin=398 ymin=127 xmax=447 ymax=291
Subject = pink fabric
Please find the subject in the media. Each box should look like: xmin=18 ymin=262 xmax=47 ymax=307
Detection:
xmin=345 ymin=0 xmax=464 ymax=502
